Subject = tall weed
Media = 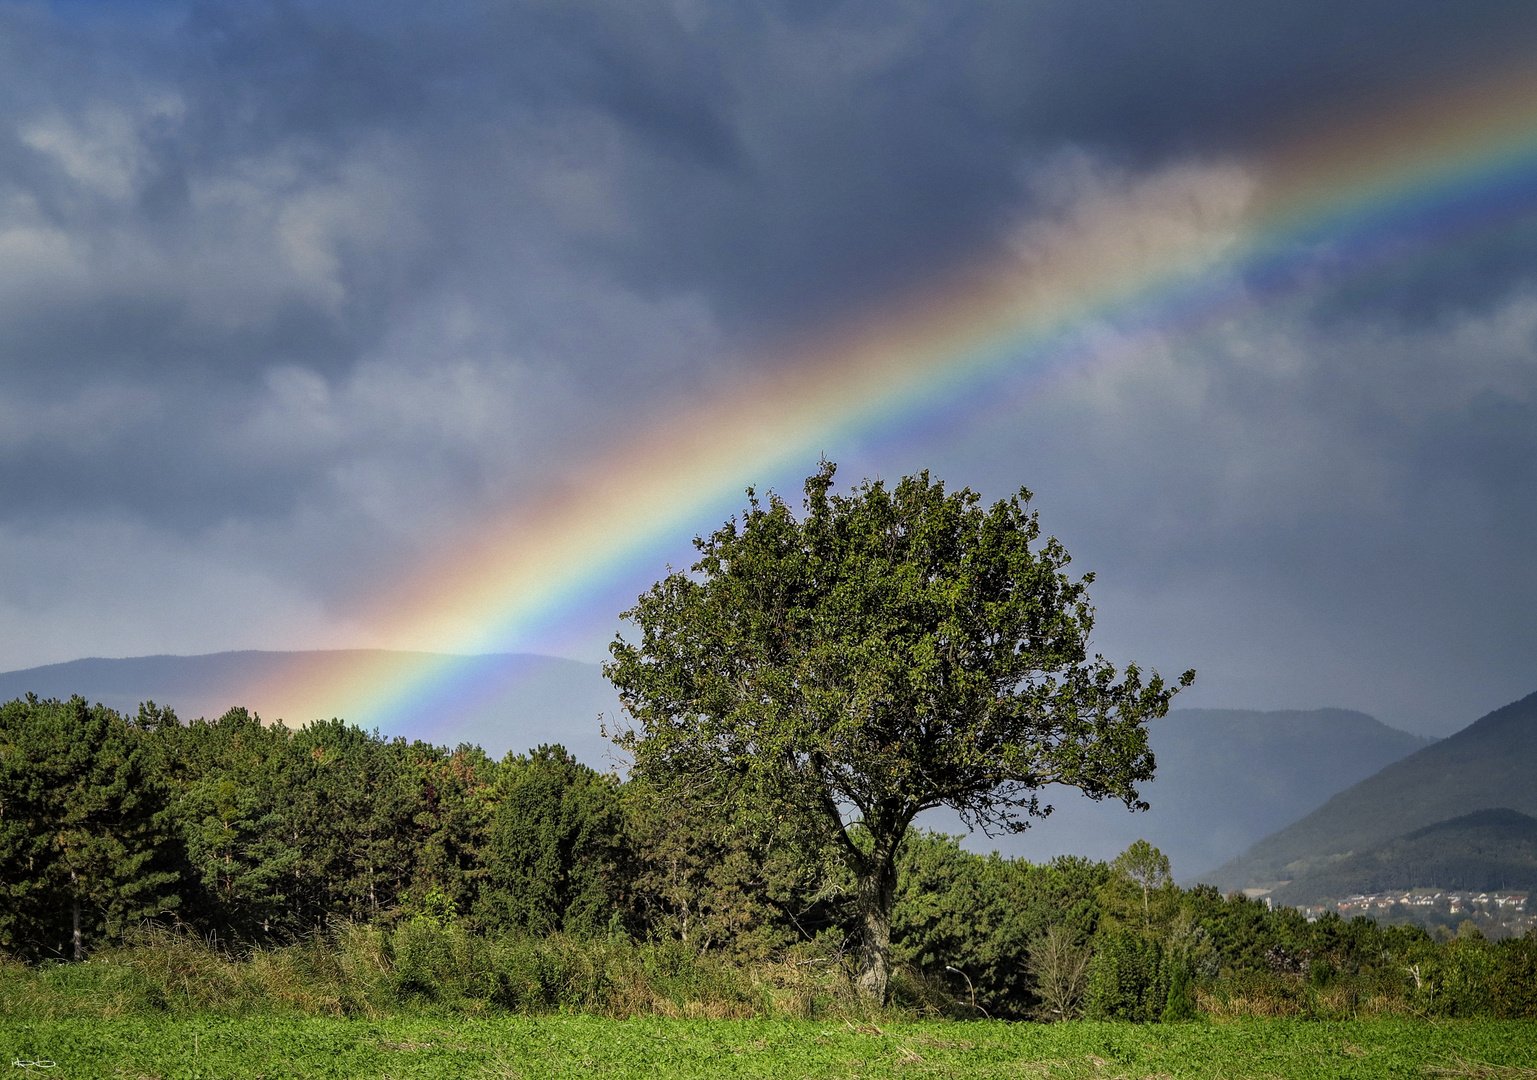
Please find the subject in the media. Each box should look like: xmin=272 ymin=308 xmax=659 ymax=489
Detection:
xmin=0 ymin=924 xmax=950 ymax=1021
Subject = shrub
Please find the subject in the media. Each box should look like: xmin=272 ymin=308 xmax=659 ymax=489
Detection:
xmin=1026 ymin=925 xmax=1090 ymax=1020
xmin=1489 ymin=935 xmax=1537 ymax=1019
xmin=1086 ymin=931 xmax=1164 ymax=1022
xmin=1161 ymin=959 xmax=1197 ymax=1022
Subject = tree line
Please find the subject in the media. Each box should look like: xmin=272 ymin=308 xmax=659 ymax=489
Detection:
xmin=3 ymin=693 xmax=1535 ymax=1019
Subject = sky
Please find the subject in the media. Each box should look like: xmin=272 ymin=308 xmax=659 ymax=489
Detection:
xmin=3 ymin=0 xmax=1537 ymax=738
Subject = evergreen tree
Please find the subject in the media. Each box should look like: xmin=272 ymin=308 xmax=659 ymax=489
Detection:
xmin=481 ymin=746 xmax=628 ymax=936
xmin=1086 ymin=928 xmax=1165 ymax=1021
xmin=392 ymin=740 xmax=499 ymax=923
xmin=0 ymin=696 xmax=178 ymax=958
xmin=162 ymin=708 xmax=298 ymax=941
xmin=890 ymin=836 xmax=1107 ymax=1016
xmin=623 ymin=775 xmax=833 ymax=956
xmin=278 ymin=719 xmax=421 ymax=927
xmin=1161 ymin=958 xmax=1197 ymax=1021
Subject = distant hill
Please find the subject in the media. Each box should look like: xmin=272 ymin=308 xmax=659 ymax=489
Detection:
xmin=1206 ymin=690 xmax=1537 ymax=894
xmin=943 ymin=708 xmax=1431 ymax=878
xmin=1271 ymin=808 xmax=1537 ymax=904
xmin=0 ymin=650 xmax=622 ymax=766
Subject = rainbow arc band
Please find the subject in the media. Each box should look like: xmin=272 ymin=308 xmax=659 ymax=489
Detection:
xmin=243 ymin=59 xmax=1537 ymax=735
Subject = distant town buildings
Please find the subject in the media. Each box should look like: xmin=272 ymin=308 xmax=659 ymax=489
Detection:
xmin=1296 ymin=890 xmax=1531 ymax=936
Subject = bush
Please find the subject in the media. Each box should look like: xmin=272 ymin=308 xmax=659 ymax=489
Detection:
xmin=1489 ymin=936 xmax=1537 ymax=1019
xmin=1086 ymin=931 xmax=1165 ymax=1022
xmin=1161 ymin=960 xmax=1197 ymax=1022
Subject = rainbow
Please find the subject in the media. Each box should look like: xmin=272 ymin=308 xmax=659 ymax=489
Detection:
xmin=241 ymin=61 xmax=1537 ymax=744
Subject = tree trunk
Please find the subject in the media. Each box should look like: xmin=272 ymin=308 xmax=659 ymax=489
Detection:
xmin=70 ymin=866 xmax=83 ymax=961
xmin=853 ymin=829 xmax=901 ymax=1004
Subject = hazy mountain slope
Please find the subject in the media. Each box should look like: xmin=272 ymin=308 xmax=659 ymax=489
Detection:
xmin=0 ymin=650 xmax=622 ymax=766
xmin=940 ymin=708 xmax=1430 ymax=879
xmin=1272 ymin=808 xmax=1537 ymax=904
xmin=1208 ymin=689 xmax=1537 ymax=893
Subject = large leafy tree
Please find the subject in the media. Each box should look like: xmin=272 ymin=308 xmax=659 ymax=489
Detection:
xmin=606 ymin=462 xmax=1193 ymax=1001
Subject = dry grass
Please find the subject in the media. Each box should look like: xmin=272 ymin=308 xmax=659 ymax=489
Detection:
xmin=1193 ymin=984 xmax=1305 ymax=1020
xmin=1425 ymin=1060 xmax=1537 ymax=1079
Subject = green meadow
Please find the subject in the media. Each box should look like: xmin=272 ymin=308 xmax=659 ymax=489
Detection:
xmin=3 ymin=1016 xmax=1535 ymax=1080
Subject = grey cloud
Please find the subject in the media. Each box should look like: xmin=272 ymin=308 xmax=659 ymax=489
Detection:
xmin=0 ymin=510 xmax=339 ymax=667
xmin=477 ymin=0 xmax=1537 ymax=329
xmin=0 ymin=0 xmax=1535 ymax=725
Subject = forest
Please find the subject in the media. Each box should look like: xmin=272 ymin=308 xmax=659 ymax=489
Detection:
xmin=2 ymin=693 xmax=1534 ymax=1022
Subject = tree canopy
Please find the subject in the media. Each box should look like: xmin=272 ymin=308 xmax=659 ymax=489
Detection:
xmin=605 ymin=461 xmax=1195 ymax=1000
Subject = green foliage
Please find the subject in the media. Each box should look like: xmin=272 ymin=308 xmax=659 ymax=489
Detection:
xmin=889 ymin=832 xmax=1105 ymax=1016
xmin=0 ymin=925 xmax=801 ymax=1022
xmin=480 ymin=746 xmax=628 ymax=936
xmin=622 ymin=777 xmax=840 ymax=958
xmin=2 ymin=689 xmax=1533 ymax=1028
xmin=1107 ymin=840 xmax=1173 ymax=931
xmin=0 ymin=696 xmax=179 ymax=959
xmin=1160 ymin=959 xmax=1197 ymax=1021
xmin=161 ymin=707 xmax=298 ymax=939
xmin=606 ymin=462 xmax=1192 ymax=1001
xmin=1488 ymin=933 xmax=1537 ymax=1019
xmin=1 ymin=694 xmax=517 ymax=953
xmin=276 ymin=719 xmax=423 ymax=927
xmin=1086 ymin=929 xmax=1165 ymax=1021
xmin=166 ymin=713 xmax=502 ymax=942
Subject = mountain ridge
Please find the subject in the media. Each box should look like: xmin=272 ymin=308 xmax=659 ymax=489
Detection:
xmin=1205 ymin=689 xmax=1537 ymax=894
xmin=0 ymin=649 xmax=623 ymax=765
xmin=1271 ymin=807 xmax=1537 ymax=904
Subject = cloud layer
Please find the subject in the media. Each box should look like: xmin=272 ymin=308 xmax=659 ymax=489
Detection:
xmin=2 ymin=1 xmax=1537 ymax=737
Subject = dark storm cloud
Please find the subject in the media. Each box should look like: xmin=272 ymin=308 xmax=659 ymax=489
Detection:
xmin=1 ymin=0 xmax=1536 ymax=716
xmin=10 ymin=0 xmax=1537 ymax=370
xmin=59 ymin=0 xmax=1523 ymax=337
xmin=472 ymin=0 xmax=1537 ymax=328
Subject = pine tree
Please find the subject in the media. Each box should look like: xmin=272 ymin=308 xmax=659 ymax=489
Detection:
xmin=481 ymin=745 xmax=628 ymax=936
xmin=278 ymin=719 xmax=420 ymax=927
xmin=0 ymin=696 xmax=178 ymax=958
xmin=163 ymin=708 xmax=299 ymax=941
xmin=390 ymin=738 xmax=499 ymax=922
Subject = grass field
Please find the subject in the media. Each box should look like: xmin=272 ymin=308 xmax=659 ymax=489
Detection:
xmin=1 ymin=1017 xmax=1533 ymax=1079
